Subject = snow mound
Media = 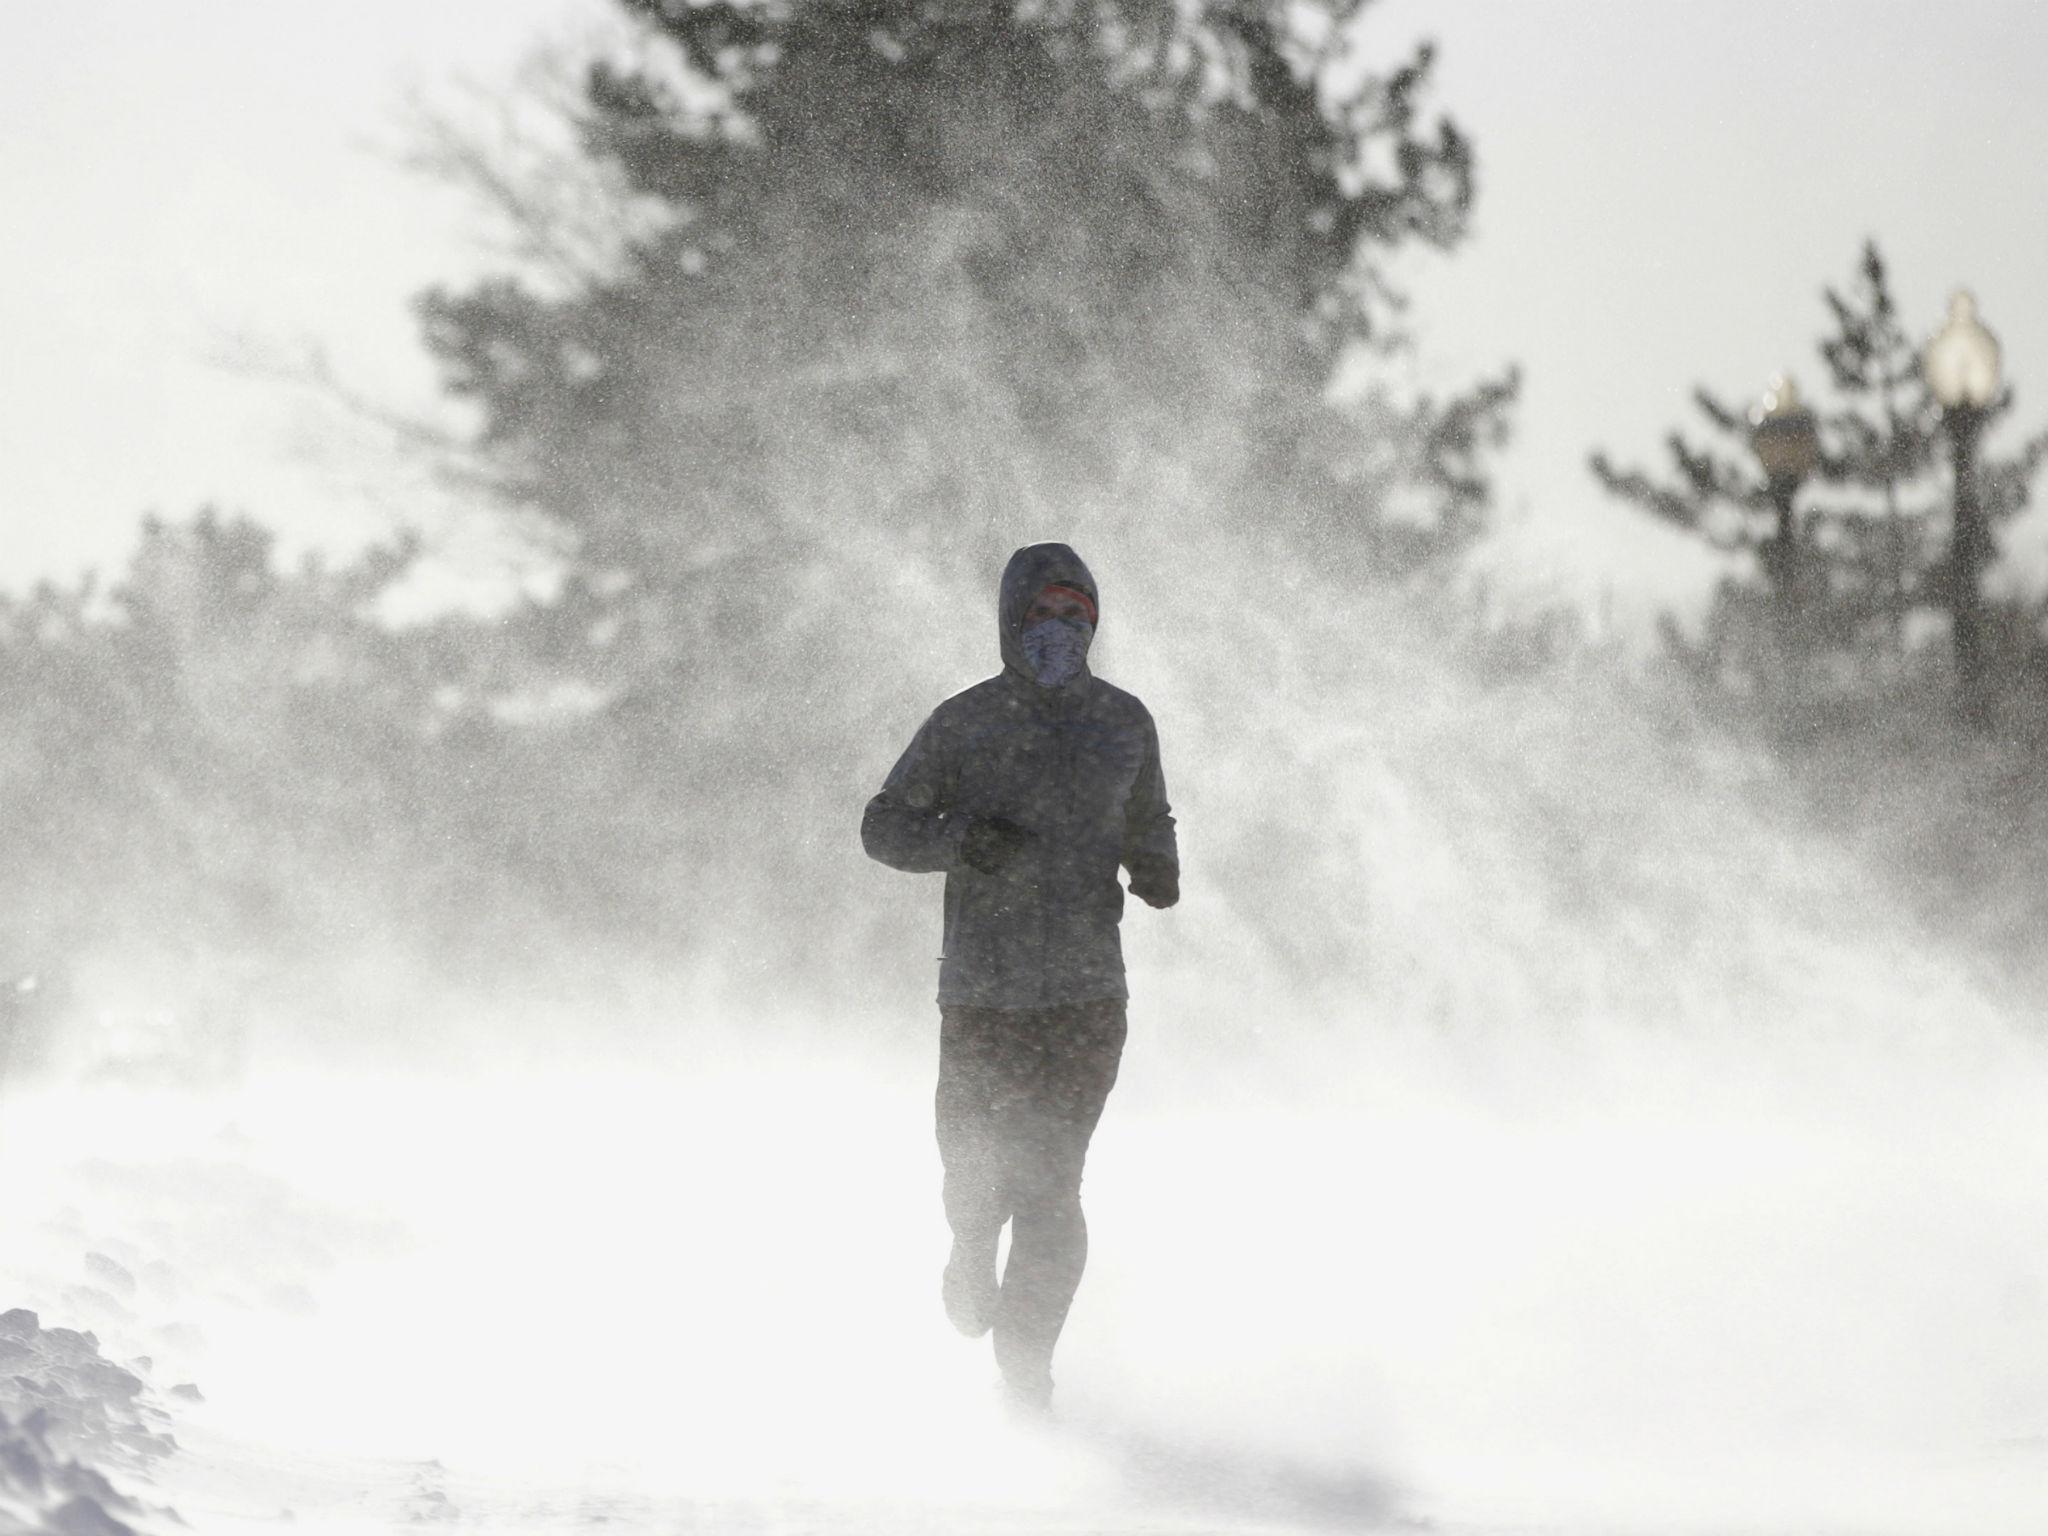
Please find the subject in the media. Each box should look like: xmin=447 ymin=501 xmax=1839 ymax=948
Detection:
xmin=0 ymin=1310 xmax=182 ymax=1536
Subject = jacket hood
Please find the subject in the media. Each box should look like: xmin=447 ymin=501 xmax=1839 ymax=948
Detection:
xmin=999 ymin=542 xmax=1099 ymax=685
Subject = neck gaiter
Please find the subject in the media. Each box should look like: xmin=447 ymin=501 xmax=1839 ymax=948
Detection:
xmin=1021 ymin=618 xmax=1093 ymax=687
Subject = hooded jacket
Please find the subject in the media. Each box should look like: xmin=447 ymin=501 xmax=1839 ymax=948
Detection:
xmin=861 ymin=543 xmax=1179 ymax=1008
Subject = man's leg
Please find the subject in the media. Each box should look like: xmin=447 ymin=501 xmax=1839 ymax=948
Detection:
xmin=936 ymin=1005 xmax=1009 ymax=1336
xmin=991 ymin=998 xmax=1128 ymax=1404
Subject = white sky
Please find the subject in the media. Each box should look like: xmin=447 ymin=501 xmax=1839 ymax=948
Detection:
xmin=3 ymin=0 xmax=2046 ymax=623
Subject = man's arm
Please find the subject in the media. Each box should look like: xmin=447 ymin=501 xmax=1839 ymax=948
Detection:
xmin=1122 ymin=712 xmax=1179 ymax=908
xmin=861 ymin=713 xmax=963 ymax=873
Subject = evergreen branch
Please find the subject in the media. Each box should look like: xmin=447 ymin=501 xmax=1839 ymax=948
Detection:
xmin=1588 ymin=450 xmax=1704 ymax=534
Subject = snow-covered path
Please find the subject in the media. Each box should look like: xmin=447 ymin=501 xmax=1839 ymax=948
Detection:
xmin=4 ymin=1010 xmax=2047 ymax=1535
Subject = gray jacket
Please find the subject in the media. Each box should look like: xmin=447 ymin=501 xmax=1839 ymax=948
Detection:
xmin=862 ymin=544 xmax=1179 ymax=1008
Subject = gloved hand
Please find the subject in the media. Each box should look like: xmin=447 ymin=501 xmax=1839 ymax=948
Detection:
xmin=959 ymin=815 xmax=1035 ymax=876
xmin=1128 ymin=869 xmax=1179 ymax=909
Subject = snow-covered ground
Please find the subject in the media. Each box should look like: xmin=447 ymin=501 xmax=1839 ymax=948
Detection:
xmin=3 ymin=1003 xmax=2046 ymax=1536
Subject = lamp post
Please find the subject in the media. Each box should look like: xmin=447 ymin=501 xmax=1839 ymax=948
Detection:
xmin=1923 ymin=289 xmax=2002 ymax=730
xmin=1749 ymin=372 xmax=1821 ymax=630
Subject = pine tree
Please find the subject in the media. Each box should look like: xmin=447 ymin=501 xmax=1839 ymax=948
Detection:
xmin=1813 ymin=241 xmax=1939 ymax=662
xmin=415 ymin=0 xmax=1515 ymax=665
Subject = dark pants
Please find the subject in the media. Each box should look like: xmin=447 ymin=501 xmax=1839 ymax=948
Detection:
xmin=935 ymin=998 xmax=1128 ymax=1389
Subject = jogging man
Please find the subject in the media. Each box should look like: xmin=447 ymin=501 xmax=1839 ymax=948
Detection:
xmin=861 ymin=542 xmax=1179 ymax=1411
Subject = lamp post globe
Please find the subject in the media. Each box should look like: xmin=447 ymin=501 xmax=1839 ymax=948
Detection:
xmin=1749 ymin=372 xmax=1821 ymax=487
xmin=1924 ymin=289 xmax=2002 ymax=731
xmin=1924 ymin=290 xmax=2001 ymax=411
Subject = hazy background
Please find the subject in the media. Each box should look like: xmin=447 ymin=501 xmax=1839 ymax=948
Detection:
xmin=7 ymin=1 xmax=2048 ymax=619
xmin=3 ymin=4 xmax=2048 ymax=1535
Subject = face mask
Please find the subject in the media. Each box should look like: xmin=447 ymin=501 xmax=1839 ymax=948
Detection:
xmin=1021 ymin=617 xmax=1092 ymax=687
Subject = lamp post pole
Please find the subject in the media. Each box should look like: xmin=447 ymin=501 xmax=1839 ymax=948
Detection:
xmin=1923 ymin=290 xmax=2003 ymax=732
xmin=1946 ymin=403 xmax=1990 ymax=726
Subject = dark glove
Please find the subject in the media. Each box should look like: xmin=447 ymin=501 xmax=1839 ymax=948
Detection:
xmin=1128 ymin=869 xmax=1179 ymax=909
xmin=960 ymin=815 xmax=1035 ymax=876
